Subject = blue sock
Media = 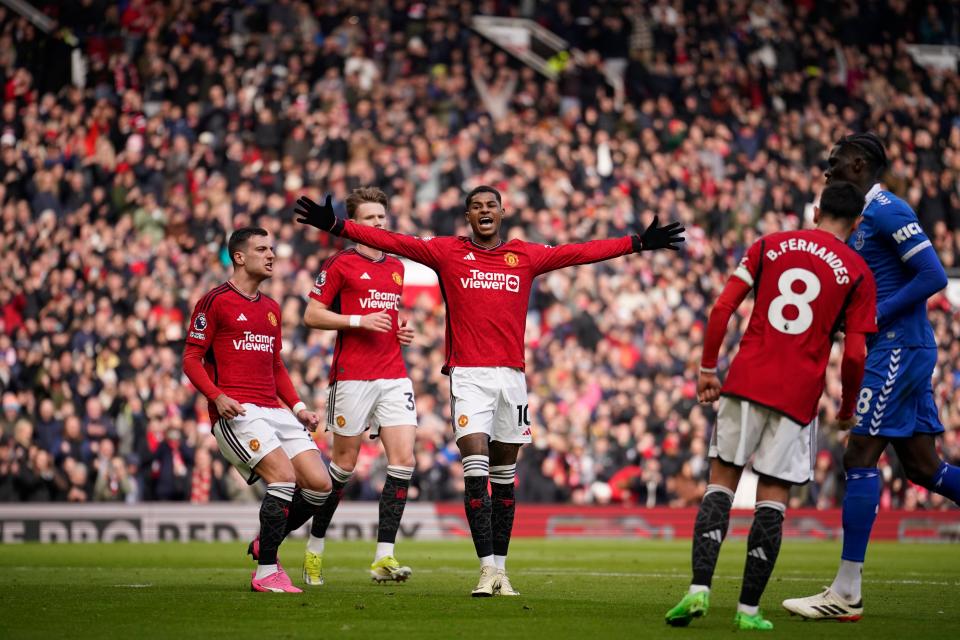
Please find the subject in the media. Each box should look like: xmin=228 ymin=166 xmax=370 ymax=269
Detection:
xmin=840 ymin=467 xmax=881 ymax=563
xmin=933 ymin=461 xmax=960 ymax=504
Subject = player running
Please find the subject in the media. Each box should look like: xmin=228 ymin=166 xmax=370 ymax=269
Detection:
xmin=293 ymin=186 xmax=684 ymax=597
xmin=665 ymin=181 xmax=877 ymax=630
xmin=783 ymin=133 xmax=960 ymax=621
xmin=182 ymin=227 xmax=332 ymax=593
xmin=291 ymin=187 xmax=417 ymax=585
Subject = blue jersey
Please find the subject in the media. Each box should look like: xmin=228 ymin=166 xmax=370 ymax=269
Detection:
xmin=849 ymin=185 xmax=936 ymax=351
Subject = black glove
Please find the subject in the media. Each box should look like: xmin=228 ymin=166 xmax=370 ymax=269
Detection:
xmin=294 ymin=195 xmax=344 ymax=235
xmin=632 ymin=216 xmax=685 ymax=252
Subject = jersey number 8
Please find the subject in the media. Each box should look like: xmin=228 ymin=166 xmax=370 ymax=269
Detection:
xmin=767 ymin=268 xmax=821 ymax=335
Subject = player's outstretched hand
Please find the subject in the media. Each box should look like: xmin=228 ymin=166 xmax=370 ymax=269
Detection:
xmin=294 ymin=195 xmax=344 ymax=235
xmin=697 ymin=370 xmax=721 ymax=403
xmin=397 ymin=319 xmax=414 ymax=346
xmin=633 ymin=215 xmax=685 ymax=252
xmin=296 ymin=409 xmax=321 ymax=432
xmin=214 ymin=393 xmax=247 ymax=420
xmin=359 ymin=310 xmax=392 ymax=333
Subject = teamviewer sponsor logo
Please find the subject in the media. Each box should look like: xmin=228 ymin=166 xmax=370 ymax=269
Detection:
xmin=459 ymin=270 xmax=520 ymax=292
xmin=360 ymin=289 xmax=401 ymax=310
xmin=233 ymin=332 xmax=276 ymax=352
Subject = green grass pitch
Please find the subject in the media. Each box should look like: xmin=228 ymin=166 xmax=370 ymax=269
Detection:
xmin=3 ymin=539 xmax=958 ymax=638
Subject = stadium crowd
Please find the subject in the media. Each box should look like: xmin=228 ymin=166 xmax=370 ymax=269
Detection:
xmin=1 ymin=0 xmax=959 ymax=512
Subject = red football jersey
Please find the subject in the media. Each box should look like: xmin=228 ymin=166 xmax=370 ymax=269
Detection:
xmin=186 ymin=281 xmax=285 ymax=421
xmin=337 ymin=221 xmax=634 ymax=372
xmin=309 ymin=249 xmax=408 ymax=382
xmin=721 ymin=229 xmax=877 ymax=424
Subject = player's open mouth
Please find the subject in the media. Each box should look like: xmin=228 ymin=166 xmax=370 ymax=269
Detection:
xmin=478 ymin=216 xmax=494 ymax=227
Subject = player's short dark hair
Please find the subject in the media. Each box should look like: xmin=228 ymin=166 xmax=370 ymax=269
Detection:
xmin=345 ymin=186 xmax=388 ymax=219
xmin=465 ymin=185 xmax=502 ymax=210
xmin=836 ymin=132 xmax=888 ymax=178
xmin=227 ymin=227 xmax=268 ymax=265
xmin=819 ymin=181 xmax=863 ymax=222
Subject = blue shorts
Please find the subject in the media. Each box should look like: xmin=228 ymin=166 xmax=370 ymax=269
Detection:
xmin=852 ymin=347 xmax=943 ymax=439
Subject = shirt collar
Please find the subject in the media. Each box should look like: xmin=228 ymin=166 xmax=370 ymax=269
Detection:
xmin=862 ymin=183 xmax=882 ymax=212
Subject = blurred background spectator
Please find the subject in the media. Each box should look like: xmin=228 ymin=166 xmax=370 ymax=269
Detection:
xmin=1 ymin=0 xmax=959 ymax=511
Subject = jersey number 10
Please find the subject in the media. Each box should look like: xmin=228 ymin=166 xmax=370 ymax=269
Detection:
xmin=767 ymin=268 xmax=822 ymax=335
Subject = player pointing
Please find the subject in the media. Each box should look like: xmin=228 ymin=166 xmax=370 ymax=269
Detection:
xmin=665 ymin=181 xmax=877 ymax=630
xmin=783 ymin=133 xmax=959 ymax=620
xmin=293 ymin=186 xmax=684 ymax=596
xmin=182 ymin=227 xmax=332 ymax=593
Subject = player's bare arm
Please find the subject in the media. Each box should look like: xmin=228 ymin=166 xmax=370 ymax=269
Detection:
xmin=304 ymin=298 xmax=392 ymax=333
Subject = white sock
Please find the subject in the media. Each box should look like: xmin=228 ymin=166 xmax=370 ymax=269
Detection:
xmin=255 ymin=563 xmax=278 ymax=580
xmin=737 ymin=603 xmax=759 ymax=616
xmin=307 ymin=535 xmax=325 ymax=555
xmin=479 ymin=554 xmax=496 ymax=569
xmin=375 ymin=542 xmax=394 ymax=561
xmin=689 ymin=584 xmax=710 ymax=595
xmin=494 ymin=555 xmax=506 ymax=571
xmin=830 ymin=560 xmax=863 ymax=602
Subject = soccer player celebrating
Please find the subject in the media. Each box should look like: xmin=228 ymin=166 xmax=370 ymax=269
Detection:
xmin=293 ymin=186 xmax=684 ymax=597
xmin=182 ymin=227 xmax=332 ymax=593
xmin=665 ymin=181 xmax=877 ymax=630
xmin=293 ymin=187 xmax=418 ymax=585
xmin=783 ymin=133 xmax=960 ymax=620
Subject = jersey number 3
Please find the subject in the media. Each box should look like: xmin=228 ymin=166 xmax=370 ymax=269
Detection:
xmin=767 ymin=268 xmax=821 ymax=335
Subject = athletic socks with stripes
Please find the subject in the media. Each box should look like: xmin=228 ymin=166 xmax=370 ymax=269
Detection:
xmin=310 ymin=462 xmax=354 ymax=541
xmin=462 ymin=455 xmax=494 ymax=561
xmin=490 ymin=464 xmax=517 ymax=570
xmin=690 ymin=484 xmax=734 ymax=590
xmin=738 ymin=501 xmax=785 ymax=609
xmin=932 ymin=460 xmax=960 ymax=504
xmin=377 ymin=465 xmax=414 ymax=551
xmin=283 ymin=487 xmax=332 ymax=535
xmin=258 ymin=482 xmax=295 ymax=567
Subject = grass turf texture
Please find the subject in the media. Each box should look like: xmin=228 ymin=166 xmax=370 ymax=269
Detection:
xmin=3 ymin=540 xmax=958 ymax=638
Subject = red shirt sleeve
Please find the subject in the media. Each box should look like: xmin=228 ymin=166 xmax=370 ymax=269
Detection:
xmin=839 ymin=331 xmax=867 ymax=420
xmin=529 ymin=237 xmax=633 ymax=276
xmin=731 ymin=239 xmax=763 ymax=289
xmin=182 ymin=342 xmax=223 ymax=401
xmin=700 ymin=276 xmax=752 ymax=370
xmin=844 ymin=270 xmax=878 ymax=335
xmin=271 ymin=306 xmax=300 ymax=409
xmin=185 ymin=291 xmax=219 ymax=347
xmin=308 ymin=255 xmax=346 ymax=305
xmin=340 ymin=221 xmax=442 ymax=269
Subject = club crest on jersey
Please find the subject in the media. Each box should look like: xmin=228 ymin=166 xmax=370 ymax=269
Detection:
xmin=504 ymin=252 xmax=519 ymax=267
xmin=336 ymin=415 xmax=346 ymax=428
xmin=853 ymin=229 xmax=865 ymax=250
xmin=249 ymin=439 xmax=260 ymax=452
xmin=392 ymin=272 xmax=403 ymax=286
xmin=267 ymin=311 xmax=277 ymax=326
xmin=194 ymin=313 xmax=207 ymax=331
xmin=458 ymin=415 xmax=469 ymax=427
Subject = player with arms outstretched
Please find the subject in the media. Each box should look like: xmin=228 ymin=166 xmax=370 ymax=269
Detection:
xmin=665 ymin=181 xmax=877 ymax=630
xmin=182 ymin=227 xmax=332 ymax=593
xmin=284 ymin=187 xmax=418 ymax=585
xmin=783 ymin=134 xmax=959 ymax=621
xmin=293 ymin=186 xmax=684 ymax=596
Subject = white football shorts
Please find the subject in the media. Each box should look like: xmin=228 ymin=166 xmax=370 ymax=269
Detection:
xmin=325 ymin=377 xmax=418 ymax=438
xmin=450 ymin=367 xmax=531 ymax=444
xmin=214 ymin=403 xmax=317 ymax=484
xmin=709 ymin=397 xmax=816 ymax=484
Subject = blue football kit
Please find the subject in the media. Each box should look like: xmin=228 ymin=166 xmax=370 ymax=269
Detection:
xmin=849 ymin=184 xmax=947 ymax=438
